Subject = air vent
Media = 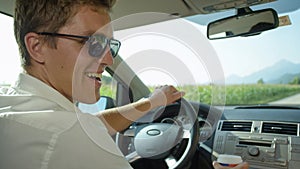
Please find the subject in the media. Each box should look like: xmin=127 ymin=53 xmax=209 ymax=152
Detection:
xmin=262 ymin=122 xmax=298 ymax=136
xmin=221 ymin=121 xmax=252 ymax=132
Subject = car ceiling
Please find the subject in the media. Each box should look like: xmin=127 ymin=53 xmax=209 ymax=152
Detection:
xmin=0 ymin=0 xmax=299 ymax=31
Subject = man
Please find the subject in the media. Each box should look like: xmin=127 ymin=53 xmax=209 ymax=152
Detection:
xmin=0 ymin=0 xmax=248 ymax=169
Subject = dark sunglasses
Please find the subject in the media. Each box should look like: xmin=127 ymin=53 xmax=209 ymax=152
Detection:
xmin=36 ymin=32 xmax=121 ymax=58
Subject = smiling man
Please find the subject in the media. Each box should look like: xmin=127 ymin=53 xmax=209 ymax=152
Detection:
xmin=0 ymin=0 xmax=184 ymax=168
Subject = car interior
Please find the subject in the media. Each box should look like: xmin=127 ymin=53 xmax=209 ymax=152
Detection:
xmin=1 ymin=0 xmax=300 ymax=169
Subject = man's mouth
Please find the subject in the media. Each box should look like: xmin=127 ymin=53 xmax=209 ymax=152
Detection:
xmin=86 ymin=72 xmax=102 ymax=82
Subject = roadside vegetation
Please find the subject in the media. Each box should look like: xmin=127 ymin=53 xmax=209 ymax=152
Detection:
xmin=176 ymin=84 xmax=300 ymax=105
xmin=100 ymin=75 xmax=300 ymax=105
xmin=101 ymin=83 xmax=300 ymax=105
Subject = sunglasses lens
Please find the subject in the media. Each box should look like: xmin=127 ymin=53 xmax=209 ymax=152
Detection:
xmin=88 ymin=34 xmax=121 ymax=58
xmin=109 ymin=40 xmax=121 ymax=57
xmin=88 ymin=35 xmax=107 ymax=57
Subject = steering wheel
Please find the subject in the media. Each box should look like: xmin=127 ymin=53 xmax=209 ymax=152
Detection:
xmin=116 ymin=98 xmax=199 ymax=169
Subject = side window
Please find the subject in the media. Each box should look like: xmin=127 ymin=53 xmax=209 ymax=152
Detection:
xmin=99 ymin=72 xmax=117 ymax=100
xmin=0 ymin=14 xmax=21 ymax=85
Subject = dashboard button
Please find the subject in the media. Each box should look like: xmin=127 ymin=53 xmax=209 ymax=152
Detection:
xmin=248 ymin=146 xmax=260 ymax=156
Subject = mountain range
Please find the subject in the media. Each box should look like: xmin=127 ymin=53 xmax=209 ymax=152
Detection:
xmin=226 ymin=59 xmax=300 ymax=84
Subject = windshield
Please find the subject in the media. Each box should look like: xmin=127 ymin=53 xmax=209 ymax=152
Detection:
xmin=1 ymin=5 xmax=299 ymax=106
xmin=115 ymin=7 xmax=300 ymax=106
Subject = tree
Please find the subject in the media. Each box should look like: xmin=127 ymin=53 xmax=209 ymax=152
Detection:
xmin=257 ymin=78 xmax=264 ymax=84
xmin=289 ymin=77 xmax=300 ymax=85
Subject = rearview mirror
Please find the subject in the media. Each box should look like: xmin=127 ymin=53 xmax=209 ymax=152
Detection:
xmin=207 ymin=8 xmax=279 ymax=40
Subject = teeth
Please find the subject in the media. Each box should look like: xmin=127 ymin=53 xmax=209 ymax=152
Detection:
xmin=86 ymin=73 xmax=102 ymax=80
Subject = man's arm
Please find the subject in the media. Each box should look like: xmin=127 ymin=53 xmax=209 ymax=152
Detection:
xmin=97 ymin=85 xmax=184 ymax=135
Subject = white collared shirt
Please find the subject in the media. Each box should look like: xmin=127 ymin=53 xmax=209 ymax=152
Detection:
xmin=0 ymin=73 xmax=133 ymax=169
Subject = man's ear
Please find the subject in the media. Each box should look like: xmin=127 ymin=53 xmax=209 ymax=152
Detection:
xmin=24 ymin=32 xmax=46 ymax=64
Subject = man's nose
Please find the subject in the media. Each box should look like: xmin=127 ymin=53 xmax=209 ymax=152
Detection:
xmin=97 ymin=48 xmax=114 ymax=66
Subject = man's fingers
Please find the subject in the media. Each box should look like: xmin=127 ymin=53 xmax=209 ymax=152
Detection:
xmin=173 ymin=91 xmax=185 ymax=100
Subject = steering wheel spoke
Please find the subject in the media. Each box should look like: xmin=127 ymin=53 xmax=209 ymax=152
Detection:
xmin=122 ymin=126 xmax=137 ymax=137
xmin=126 ymin=151 xmax=142 ymax=163
xmin=165 ymin=155 xmax=179 ymax=168
xmin=182 ymin=129 xmax=192 ymax=139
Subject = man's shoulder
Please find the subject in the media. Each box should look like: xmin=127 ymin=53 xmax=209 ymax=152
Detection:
xmin=0 ymin=85 xmax=32 ymax=108
xmin=0 ymin=84 xmax=20 ymax=94
xmin=0 ymin=86 xmax=77 ymax=133
xmin=0 ymin=84 xmax=73 ymax=119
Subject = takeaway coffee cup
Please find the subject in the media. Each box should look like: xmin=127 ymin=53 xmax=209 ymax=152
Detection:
xmin=217 ymin=154 xmax=243 ymax=167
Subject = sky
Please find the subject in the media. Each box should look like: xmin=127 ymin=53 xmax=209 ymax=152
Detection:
xmin=1 ymin=8 xmax=299 ymax=86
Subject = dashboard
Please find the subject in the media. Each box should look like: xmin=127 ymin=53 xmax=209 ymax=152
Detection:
xmin=200 ymin=106 xmax=300 ymax=169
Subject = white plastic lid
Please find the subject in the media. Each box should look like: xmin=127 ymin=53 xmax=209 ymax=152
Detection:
xmin=217 ymin=154 xmax=243 ymax=164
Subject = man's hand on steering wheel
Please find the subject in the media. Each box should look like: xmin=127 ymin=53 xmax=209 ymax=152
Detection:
xmin=148 ymin=85 xmax=185 ymax=108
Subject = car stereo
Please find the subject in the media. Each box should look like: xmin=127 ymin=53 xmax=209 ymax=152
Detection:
xmin=213 ymin=120 xmax=300 ymax=169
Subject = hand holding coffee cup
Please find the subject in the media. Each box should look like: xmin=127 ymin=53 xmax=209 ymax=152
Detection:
xmin=213 ymin=154 xmax=249 ymax=169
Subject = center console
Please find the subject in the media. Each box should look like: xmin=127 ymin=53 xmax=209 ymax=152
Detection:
xmin=213 ymin=120 xmax=300 ymax=169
